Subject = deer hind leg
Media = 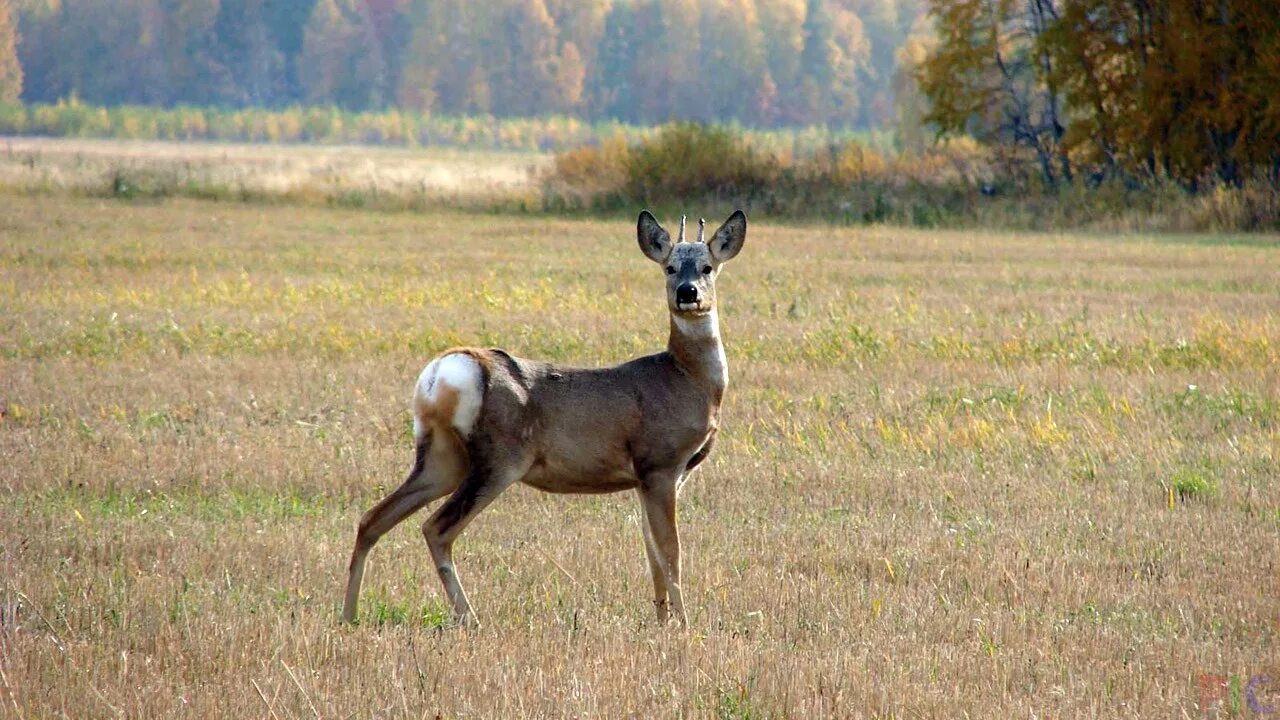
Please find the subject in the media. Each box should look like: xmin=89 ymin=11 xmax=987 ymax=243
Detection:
xmin=640 ymin=477 xmax=686 ymax=626
xmin=422 ymin=452 xmax=529 ymax=628
xmin=342 ymin=424 xmax=470 ymax=623
xmin=343 ymin=351 xmax=483 ymax=623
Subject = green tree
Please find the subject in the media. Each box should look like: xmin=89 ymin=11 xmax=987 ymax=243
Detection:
xmin=918 ymin=0 xmax=1069 ymax=186
xmin=891 ymin=31 xmax=932 ymax=152
xmin=364 ymin=0 xmax=411 ymax=104
xmin=0 ymin=0 xmax=23 ymax=103
xmin=298 ymin=0 xmax=349 ymax=105
xmin=626 ymin=0 xmax=672 ymax=123
xmin=159 ymin=0 xmax=232 ymax=106
xmin=551 ymin=40 xmax=586 ymax=113
xmin=12 ymin=0 xmax=57 ymax=102
xmin=696 ymin=0 xmax=768 ymax=123
xmin=796 ymin=0 xmax=867 ymax=126
xmin=1046 ymin=0 xmax=1280 ymax=186
xmin=661 ymin=0 xmax=704 ymax=119
xmin=797 ymin=0 xmax=838 ymax=124
xmin=263 ymin=0 xmax=318 ymax=102
xmin=214 ymin=0 xmax=286 ymax=106
xmin=756 ymin=0 xmax=805 ymax=125
xmin=396 ymin=0 xmax=441 ymax=111
xmin=491 ymin=0 xmax=560 ymax=117
xmin=920 ymin=0 xmax=1279 ymax=187
xmin=405 ymin=0 xmax=495 ymax=114
xmin=26 ymin=0 xmax=169 ymax=106
xmin=546 ymin=0 xmax=608 ymax=95
xmin=592 ymin=1 xmax=636 ymax=119
xmin=299 ymin=0 xmax=390 ymax=109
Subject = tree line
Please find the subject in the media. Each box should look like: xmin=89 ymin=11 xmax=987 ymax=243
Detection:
xmin=4 ymin=0 xmax=927 ymax=129
xmin=2 ymin=0 xmax=1276 ymax=192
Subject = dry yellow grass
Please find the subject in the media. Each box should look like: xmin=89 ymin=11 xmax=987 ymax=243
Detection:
xmin=0 ymin=137 xmax=545 ymax=207
xmin=2 ymin=193 xmax=1278 ymax=718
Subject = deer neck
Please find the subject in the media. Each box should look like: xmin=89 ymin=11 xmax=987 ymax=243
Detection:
xmin=668 ymin=310 xmax=728 ymax=401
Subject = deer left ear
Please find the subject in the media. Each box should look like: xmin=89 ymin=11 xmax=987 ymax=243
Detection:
xmin=708 ymin=210 xmax=747 ymax=263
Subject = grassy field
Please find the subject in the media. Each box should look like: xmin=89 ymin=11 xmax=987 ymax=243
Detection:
xmin=2 ymin=192 xmax=1278 ymax=717
xmin=1 ymin=137 xmax=545 ymax=209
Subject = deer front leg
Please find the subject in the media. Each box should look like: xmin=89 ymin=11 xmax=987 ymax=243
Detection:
xmin=639 ymin=474 xmax=686 ymax=626
xmin=421 ymin=455 xmax=528 ymax=627
xmin=639 ymin=503 xmax=670 ymax=622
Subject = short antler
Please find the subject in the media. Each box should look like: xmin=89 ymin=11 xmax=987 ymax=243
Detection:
xmin=678 ymin=215 xmax=687 ymax=243
xmin=697 ymin=218 xmax=706 ymax=243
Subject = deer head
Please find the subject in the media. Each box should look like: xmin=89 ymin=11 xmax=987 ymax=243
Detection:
xmin=637 ymin=210 xmax=747 ymax=315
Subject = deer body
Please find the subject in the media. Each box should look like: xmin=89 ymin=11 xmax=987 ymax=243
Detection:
xmin=342 ymin=211 xmax=746 ymax=627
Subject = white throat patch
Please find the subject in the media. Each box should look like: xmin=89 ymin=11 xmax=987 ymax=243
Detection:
xmin=672 ymin=312 xmax=728 ymax=389
xmin=672 ymin=312 xmax=721 ymax=341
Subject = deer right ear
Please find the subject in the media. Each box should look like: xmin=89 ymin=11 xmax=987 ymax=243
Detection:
xmin=637 ymin=210 xmax=673 ymax=264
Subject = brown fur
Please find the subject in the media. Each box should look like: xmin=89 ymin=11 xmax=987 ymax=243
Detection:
xmin=342 ymin=210 xmax=747 ymax=627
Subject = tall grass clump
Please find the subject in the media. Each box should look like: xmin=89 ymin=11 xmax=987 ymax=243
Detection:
xmin=1168 ymin=466 xmax=1219 ymax=502
xmin=1183 ymin=179 xmax=1280 ymax=232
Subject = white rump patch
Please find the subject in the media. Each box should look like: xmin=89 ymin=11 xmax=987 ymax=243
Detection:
xmin=414 ymin=352 xmax=484 ymax=438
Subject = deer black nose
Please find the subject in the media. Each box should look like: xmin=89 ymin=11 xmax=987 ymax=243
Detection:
xmin=676 ymin=283 xmax=698 ymax=304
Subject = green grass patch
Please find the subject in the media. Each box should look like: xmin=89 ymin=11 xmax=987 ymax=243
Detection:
xmin=363 ymin=594 xmax=452 ymax=630
xmin=23 ymin=486 xmax=339 ymax=523
xmin=1169 ymin=467 xmax=1218 ymax=502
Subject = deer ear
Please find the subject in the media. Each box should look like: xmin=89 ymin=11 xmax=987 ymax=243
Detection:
xmin=637 ymin=210 xmax=672 ymax=264
xmin=709 ymin=210 xmax=746 ymax=263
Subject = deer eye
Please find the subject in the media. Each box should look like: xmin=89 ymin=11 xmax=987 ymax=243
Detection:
xmin=665 ymin=266 xmax=676 ymax=275
xmin=701 ymin=266 xmax=713 ymax=275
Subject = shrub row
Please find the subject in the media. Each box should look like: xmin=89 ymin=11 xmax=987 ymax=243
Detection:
xmin=0 ymin=100 xmax=887 ymax=156
xmin=543 ymin=123 xmax=1280 ymax=231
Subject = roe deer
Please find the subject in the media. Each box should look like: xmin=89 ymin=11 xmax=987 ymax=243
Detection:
xmin=341 ymin=210 xmax=747 ymax=627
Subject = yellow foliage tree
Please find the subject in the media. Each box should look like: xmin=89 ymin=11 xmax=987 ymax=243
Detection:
xmin=0 ymin=0 xmax=22 ymax=103
xmin=921 ymin=0 xmax=1280 ymax=187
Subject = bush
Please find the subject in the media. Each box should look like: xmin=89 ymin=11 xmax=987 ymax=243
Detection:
xmin=623 ymin=123 xmax=780 ymax=202
xmin=543 ymin=134 xmax=630 ymax=208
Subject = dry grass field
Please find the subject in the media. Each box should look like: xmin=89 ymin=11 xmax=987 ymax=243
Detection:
xmin=2 ymin=192 xmax=1278 ymax=717
xmin=0 ymin=138 xmax=545 ymax=208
